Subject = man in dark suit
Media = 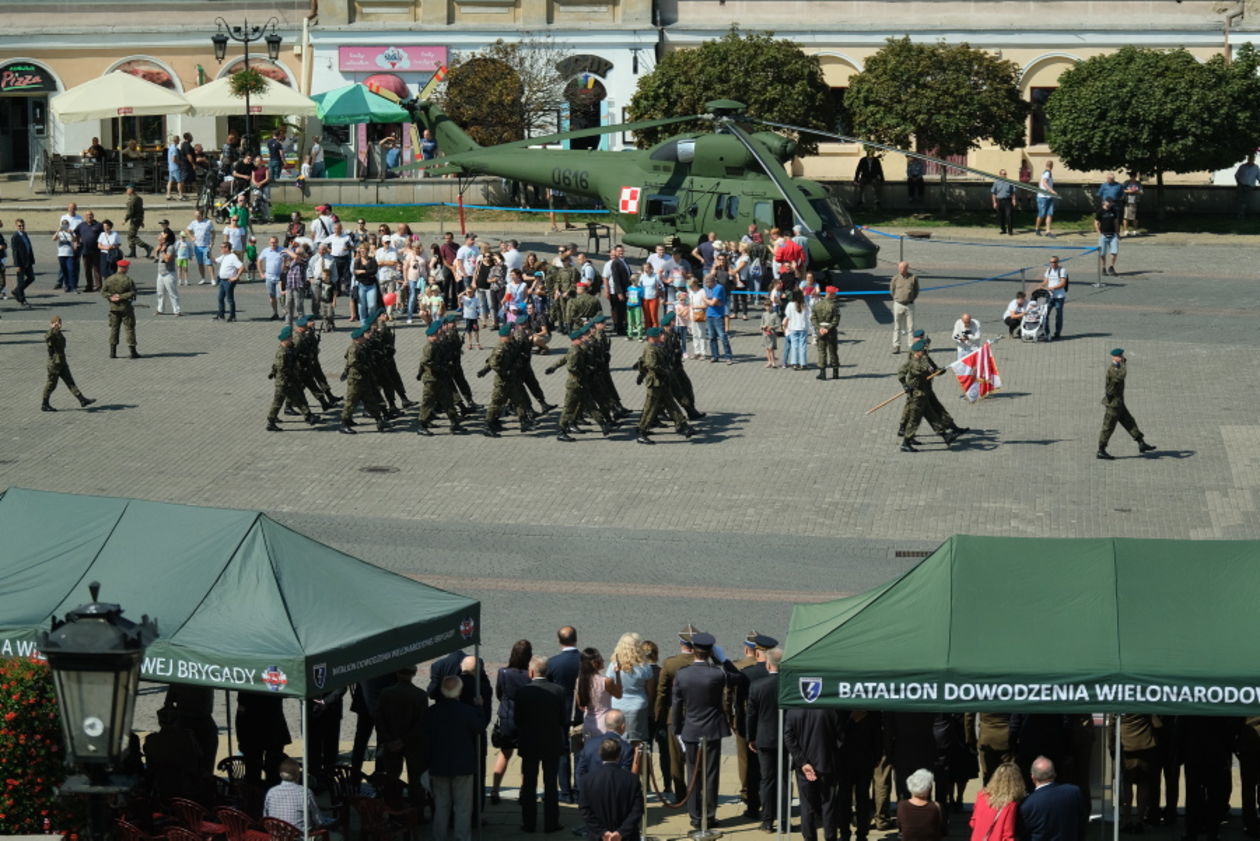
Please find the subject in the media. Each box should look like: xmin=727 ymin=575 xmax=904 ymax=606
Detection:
xmin=11 ymin=219 xmax=34 ymax=308
xmin=579 ymin=738 xmax=644 ymax=841
xmin=838 ymin=710 xmax=882 ymax=841
xmin=576 ymin=709 xmax=634 ymax=789
xmin=732 ymin=632 xmax=777 ymax=822
xmin=516 ymin=655 xmax=567 ymax=833
xmin=785 ymin=704 xmax=843 ymax=841
xmin=653 ymin=623 xmax=699 ymax=802
xmin=427 ymin=648 xmax=470 ymax=695
xmin=748 ymin=648 xmax=787 ymax=833
xmin=546 ymin=625 xmax=581 ymax=801
xmin=1018 ymin=757 xmax=1088 ymax=841
xmin=671 ymin=631 xmax=738 ymax=829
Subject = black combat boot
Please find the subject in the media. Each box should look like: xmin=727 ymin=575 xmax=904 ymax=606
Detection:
xmin=900 ymin=440 xmax=918 ymax=452
xmin=539 ymin=401 xmax=557 ymax=414
xmin=78 ymin=396 xmax=95 ymax=408
xmin=636 ymin=430 xmax=654 ymax=445
xmin=816 ymin=369 xmax=827 ymax=380
xmin=41 ymin=400 xmax=56 ymax=412
xmin=1138 ymin=440 xmax=1156 ymax=453
xmin=129 ymin=346 xmax=141 ymax=359
xmin=557 ymin=427 xmax=575 ymax=442
xmin=1096 ymin=448 xmax=1115 ymax=460
xmin=304 ymin=413 xmax=319 ymax=426
xmin=109 ymin=346 xmax=117 ymax=359
xmin=266 ymin=419 xmax=281 ymax=431
xmin=417 ymin=421 xmax=433 ymax=436
xmin=832 ymin=367 xmax=839 ymax=379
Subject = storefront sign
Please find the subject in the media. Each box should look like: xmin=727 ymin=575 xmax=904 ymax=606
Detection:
xmin=338 ymin=46 xmax=447 ymax=73
xmin=0 ymin=62 xmax=57 ymax=94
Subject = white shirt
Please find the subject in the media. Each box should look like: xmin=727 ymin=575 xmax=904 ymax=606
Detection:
xmin=225 ymin=227 xmax=244 ymax=252
xmin=1004 ymin=298 xmax=1028 ymax=320
xmin=310 ymin=141 xmax=324 ymax=165
xmin=646 ymin=253 xmax=675 ymax=276
xmin=375 ymin=247 xmax=400 ymax=281
xmin=953 ymin=317 xmax=982 ymax=350
xmin=502 ymin=248 xmax=524 ymax=273
xmin=187 ymin=219 xmax=215 ymax=248
xmin=783 ymin=301 xmax=809 ymax=332
xmin=55 ymin=229 xmax=75 ymax=257
xmin=98 ymin=230 xmax=120 ymax=251
xmin=310 ymin=214 xmax=336 ymax=244
xmin=60 ymin=213 xmax=84 ymax=232
xmin=325 ymin=233 xmax=352 ymax=257
xmin=308 ymin=253 xmax=334 ymax=280
xmin=216 ymin=252 xmax=244 ymax=280
xmin=456 ymin=243 xmax=480 ymax=278
xmin=1039 ymin=169 xmax=1055 ymax=194
xmin=1044 ymin=266 xmax=1069 ymax=299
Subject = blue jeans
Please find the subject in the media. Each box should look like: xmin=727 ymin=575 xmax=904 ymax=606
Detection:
xmin=99 ymin=252 xmax=117 ymax=280
xmin=406 ymin=280 xmax=421 ymax=317
xmin=57 ymin=256 xmax=76 ymax=291
xmin=1048 ymin=297 xmax=1065 ymax=337
xmin=706 ymin=316 xmax=732 ymax=360
xmin=787 ymin=330 xmax=809 ymax=366
xmin=217 ymin=278 xmax=236 ymax=318
xmin=357 ymin=283 xmax=379 ymax=325
xmin=674 ymin=326 xmax=689 ymax=356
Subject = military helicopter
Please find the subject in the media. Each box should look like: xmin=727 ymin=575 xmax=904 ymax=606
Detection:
xmin=396 ymin=96 xmax=1043 ymax=272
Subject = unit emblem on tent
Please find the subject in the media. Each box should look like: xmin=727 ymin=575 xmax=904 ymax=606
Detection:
xmin=459 ymin=615 xmax=476 ymax=640
xmin=313 ymin=663 xmax=327 ymax=690
xmin=799 ymin=677 xmax=822 ymax=703
xmin=263 ymin=665 xmax=289 ymax=692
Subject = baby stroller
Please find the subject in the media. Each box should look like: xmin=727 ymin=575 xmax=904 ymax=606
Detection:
xmin=1020 ymin=288 xmax=1051 ymax=342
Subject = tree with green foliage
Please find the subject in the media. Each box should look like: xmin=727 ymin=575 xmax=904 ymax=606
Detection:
xmin=437 ymin=36 xmax=570 ymax=147
xmin=627 ymin=28 xmax=834 ymax=156
xmin=1045 ymin=45 xmax=1260 ymax=215
xmin=846 ymin=37 xmax=1028 ymax=207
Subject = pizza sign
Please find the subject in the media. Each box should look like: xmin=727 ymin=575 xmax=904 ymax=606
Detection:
xmin=619 ymin=186 xmax=641 ymax=215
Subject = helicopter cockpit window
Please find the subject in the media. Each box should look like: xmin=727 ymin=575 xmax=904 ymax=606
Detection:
xmin=726 ymin=196 xmax=739 ymax=219
xmin=715 ymin=194 xmax=727 ymax=219
xmin=809 ymin=194 xmax=854 ymax=230
xmin=646 ymin=195 xmax=678 ymax=218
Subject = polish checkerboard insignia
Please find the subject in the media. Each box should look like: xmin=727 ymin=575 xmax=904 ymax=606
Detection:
xmin=618 ymin=186 xmax=641 ymax=214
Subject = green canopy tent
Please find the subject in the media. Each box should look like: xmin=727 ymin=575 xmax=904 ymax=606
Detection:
xmin=776 ymin=535 xmax=1260 ymax=841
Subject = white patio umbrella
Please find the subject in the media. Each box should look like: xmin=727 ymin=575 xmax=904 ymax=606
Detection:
xmin=185 ymin=75 xmax=316 ymax=117
xmin=50 ymin=71 xmax=192 ymax=121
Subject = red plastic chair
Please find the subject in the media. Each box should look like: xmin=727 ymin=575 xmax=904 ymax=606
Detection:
xmin=169 ymin=797 xmax=227 ymax=839
xmin=166 ymin=827 xmax=205 ymax=841
xmin=351 ymin=797 xmax=412 ymax=841
xmin=214 ymin=807 xmax=270 ymax=841
xmin=261 ymin=816 xmax=329 ymax=841
xmin=114 ymin=819 xmax=168 ymax=841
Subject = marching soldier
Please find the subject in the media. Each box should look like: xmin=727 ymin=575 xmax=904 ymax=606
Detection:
xmin=339 ymin=326 xmax=388 ymax=435
xmin=291 ymin=316 xmax=339 ymax=410
xmin=478 ymin=324 xmax=532 ymax=436
xmin=899 ymin=340 xmax=957 ymax=452
xmin=266 ymin=326 xmax=318 ymax=431
xmin=591 ymin=315 xmax=630 ymax=419
xmin=660 ymin=311 xmax=704 ymax=421
xmin=636 ymin=327 xmax=694 ymax=445
xmin=1097 ymin=348 xmax=1156 ymax=460
xmin=416 ymin=320 xmax=466 ymax=435
xmin=812 ymin=285 xmax=841 ymax=380
xmin=514 ymin=319 xmax=555 ymax=415
xmin=567 ymin=280 xmax=602 ymax=324
xmin=123 ymin=184 xmax=153 ymax=259
xmin=101 ymin=258 xmax=141 ymax=359
xmin=897 ymin=330 xmax=968 ymax=442
xmin=41 ymin=316 xmax=95 ymax=412
xmin=441 ymin=312 xmax=480 ymax=416
xmin=547 ymin=327 xmax=592 ymax=442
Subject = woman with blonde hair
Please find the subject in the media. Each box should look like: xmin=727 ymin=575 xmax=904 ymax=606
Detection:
xmin=969 ymin=762 xmax=1025 ymax=841
xmin=605 ymin=632 xmax=657 ymax=743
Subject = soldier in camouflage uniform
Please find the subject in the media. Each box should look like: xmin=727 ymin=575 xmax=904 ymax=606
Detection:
xmin=635 ymin=327 xmax=694 ymax=444
xmin=811 ymin=285 xmax=841 ymax=380
xmin=122 ymin=185 xmax=153 ymax=259
xmin=41 ymin=316 xmax=95 ymax=412
xmin=589 ymin=315 xmax=630 ymax=420
xmin=266 ymin=326 xmax=318 ymax=431
xmin=660 ymin=311 xmax=704 ymax=421
xmin=478 ymin=323 xmax=533 ymax=436
xmin=1097 ymin=348 xmax=1156 ymax=460
xmin=899 ymin=339 xmax=957 ymax=452
xmin=547 ymin=328 xmax=608 ymax=441
xmin=291 ymin=316 xmax=339 ymax=410
xmin=416 ymin=320 xmax=466 ymax=435
xmin=514 ymin=319 xmax=555 ymax=415
xmin=567 ymin=281 xmax=602 ymax=325
xmin=339 ymin=326 xmax=388 ymax=435
xmin=897 ymin=329 xmax=967 ymax=441
xmin=440 ymin=312 xmax=479 ymax=416
xmin=547 ymin=253 xmax=580 ymax=333
xmin=101 ymin=259 xmax=141 ymax=359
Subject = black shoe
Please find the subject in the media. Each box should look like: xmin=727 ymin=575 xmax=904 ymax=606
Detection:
xmin=679 ymin=424 xmax=696 ymax=438
xmin=742 ymin=809 xmax=761 ymax=821
xmin=599 ymin=422 xmax=612 ymax=437
xmin=326 ymin=394 xmax=342 ymax=405
xmin=304 ymin=413 xmax=319 ymax=426
xmin=952 ymin=426 xmax=971 ymax=435
xmin=907 ymin=437 xmax=921 ymax=446
xmin=687 ymin=409 xmax=706 ymax=420
xmin=417 ymin=422 xmax=434 ymax=436
xmin=339 ymin=424 xmax=356 ymax=435
xmin=386 ymin=408 xmax=402 ymax=419
xmin=109 ymin=347 xmax=117 ymax=359
xmin=450 ymin=423 xmax=467 ymax=434
xmin=41 ymin=401 xmax=56 ymax=412
xmin=483 ymin=427 xmax=502 ymax=438
xmin=1108 ymin=266 xmax=1118 ymax=276
xmin=539 ymin=402 xmax=557 ymax=414
xmin=129 ymin=347 xmax=141 ymax=359
xmin=1138 ymin=441 xmax=1156 ymax=453
xmin=557 ymin=428 xmax=575 ymax=442
xmin=270 ymin=314 xmax=281 ymax=322
xmin=377 ymin=420 xmax=389 ymax=433
xmin=897 ymin=424 xmax=905 ymax=437
xmin=636 ymin=432 xmax=654 ymax=445
xmin=79 ymin=397 xmax=95 ymax=408
xmin=319 ymin=398 xmax=333 ymax=411
xmin=759 ymin=822 xmax=775 ymax=833
xmin=401 ymin=399 xmax=417 ymax=408
xmin=942 ymin=430 xmax=960 ymax=446
xmin=816 ymin=370 xmax=827 ymax=380
xmin=900 ymin=441 xmax=918 ymax=452
xmin=227 ymin=316 xmax=236 ymax=322
xmin=1097 ymin=448 xmax=1115 ymax=460
xmin=284 ymin=406 xmax=300 ymax=416
xmin=266 ymin=419 xmax=281 ymax=432
xmin=832 ymin=368 xmax=840 ymax=379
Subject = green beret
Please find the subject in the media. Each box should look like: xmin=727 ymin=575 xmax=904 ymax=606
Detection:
xmin=569 ymin=328 xmax=584 ymax=340
xmin=277 ymin=326 xmax=293 ymax=341
xmin=372 ymin=308 xmax=386 ymax=321
xmin=661 ymin=311 xmax=676 ymax=326
xmin=592 ymin=314 xmax=608 ymax=323
xmin=498 ymin=323 xmax=512 ymax=337
xmin=295 ymin=315 xmax=311 ymax=327
xmin=443 ymin=312 xmax=461 ymax=323
xmin=911 ymin=329 xmax=925 ymax=338
xmin=1111 ymin=347 xmax=1124 ymax=357
xmin=426 ymin=321 xmax=443 ymax=336
xmin=645 ymin=327 xmax=663 ymax=338
xmin=350 ymin=326 xmax=368 ymax=340
xmin=911 ymin=339 xmax=927 ymax=352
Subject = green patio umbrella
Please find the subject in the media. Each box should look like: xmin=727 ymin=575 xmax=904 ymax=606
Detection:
xmin=312 ymin=84 xmax=409 ymax=125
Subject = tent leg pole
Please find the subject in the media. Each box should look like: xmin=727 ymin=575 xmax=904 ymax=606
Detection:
xmin=1113 ymin=715 xmax=1121 ymax=841
xmin=226 ymin=689 xmax=234 ymax=756
xmin=475 ymin=642 xmax=483 ymax=841
xmin=778 ymin=709 xmax=785 ymax=841
xmin=302 ymin=699 xmax=310 ymax=841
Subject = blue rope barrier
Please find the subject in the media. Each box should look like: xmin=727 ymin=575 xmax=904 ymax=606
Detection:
xmin=861 ymin=226 xmax=1094 ymax=250
xmin=317 ymin=201 xmax=612 ymax=213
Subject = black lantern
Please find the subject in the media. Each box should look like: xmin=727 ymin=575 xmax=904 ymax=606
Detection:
xmin=212 ymin=31 xmax=229 ymax=63
xmin=38 ymin=582 xmax=158 ymax=782
xmin=265 ymin=30 xmax=283 ymax=61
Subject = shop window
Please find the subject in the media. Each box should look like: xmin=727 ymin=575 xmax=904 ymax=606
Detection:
xmin=828 ymin=87 xmax=849 ymax=136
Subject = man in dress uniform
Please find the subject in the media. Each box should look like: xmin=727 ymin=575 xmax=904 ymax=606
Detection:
xmin=655 ymin=624 xmax=699 ymax=804
xmin=964 ymin=713 xmax=1013 ymax=785
xmin=41 ymin=315 xmax=95 ymax=411
xmin=671 ymin=631 xmax=740 ymax=829
xmin=1097 ymin=348 xmax=1156 ymax=460
xmin=102 ymin=259 xmax=141 ymax=359
xmin=266 ymin=326 xmax=317 ymax=431
xmin=748 ymin=648 xmax=786 ymax=834
xmin=733 ymin=633 xmax=777 ymax=822
xmin=812 ymin=285 xmax=842 ymax=380
xmin=785 ymin=701 xmax=843 ymax=841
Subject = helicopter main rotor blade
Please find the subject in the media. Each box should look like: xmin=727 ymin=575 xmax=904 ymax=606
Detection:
xmin=748 ymin=118 xmax=1047 ymax=195
xmin=720 ymin=119 xmax=818 ymax=235
xmin=486 ymin=114 xmax=706 ymax=151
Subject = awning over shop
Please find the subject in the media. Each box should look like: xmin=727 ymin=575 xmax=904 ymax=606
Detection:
xmin=50 ymin=71 xmax=192 ymax=121
xmin=779 ymin=534 xmax=1260 ymax=714
xmin=185 ymin=75 xmax=316 ymax=117
xmin=0 ymin=488 xmax=479 ymax=698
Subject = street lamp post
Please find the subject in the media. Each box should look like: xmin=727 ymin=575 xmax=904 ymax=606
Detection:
xmin=212 ymin=16 xmax=282 ymax=156
xmin=39 ymin=582 xmax=158 ymax=841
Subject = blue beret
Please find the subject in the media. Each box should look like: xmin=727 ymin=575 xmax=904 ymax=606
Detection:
xmin=350 ymin=326 xmax=368 ymax=340
xmin=645 ymin=327 xmax=663 ymax=337
xmin=498 ymin=323 xmax=512 ymax=337
xmin=295 ymin=315 xmax=311 ymax=327
xmin=691 ymin=632 xmax=716 ymax=648
xmin=1111 ymin=347 xmax=1124 ymax=357
xmin=911 ymin=339 xmax=927 ymax=352
xmin=426 ymin=321 xmax=443 ymax=336
xmin=277 ymin=326 xmax=293 ymax=341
